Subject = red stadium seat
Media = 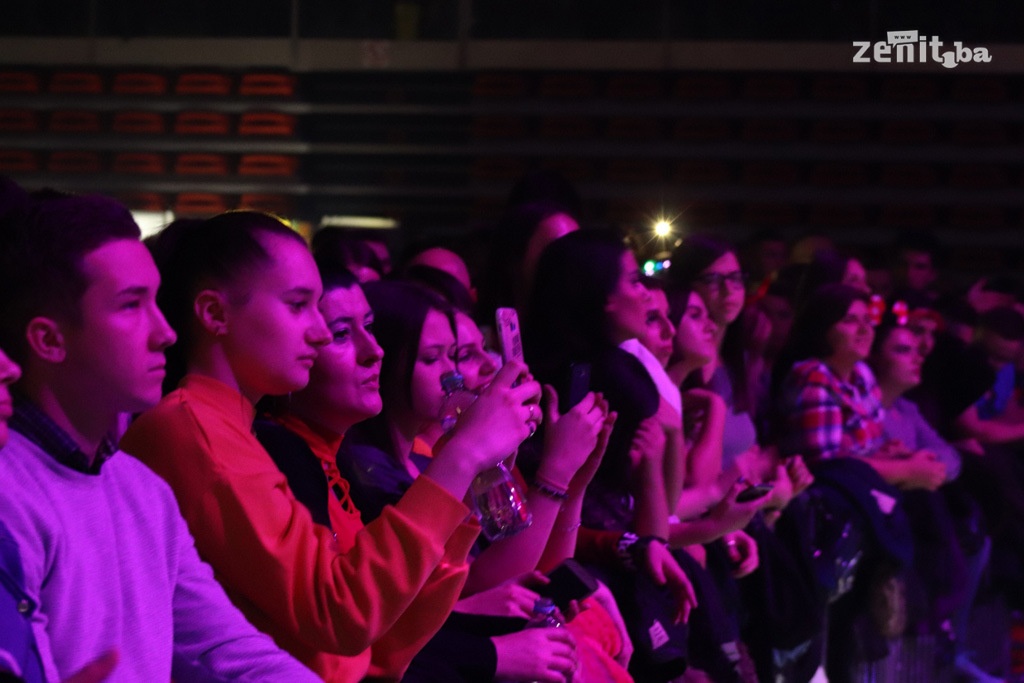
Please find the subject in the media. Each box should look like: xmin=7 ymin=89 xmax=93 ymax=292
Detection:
xmin=113 ymin=152 xmax=167 ymax=175
xmin=112 ymin=72 xmax=168 ymax=96
xmin=48 ymin=71 xmax=103 ymax=94
xmin=175 ymin=153 xmax=230 ymax=175
xmin=238 ymin=111 xmax=296 ymax=137
xmin=111 ymin=111 xmax=166 ymax=135
xmin=0 ymin=109 xmax=39 ymax=133
xmin=46 ymin=151 xmax=102 ymax=174
xmin=48 ymin=110 xmax=102 ymax=134
xmin=174 ymin=193 xmax=229 ymax=216
xmin=237 ymin=154 xmax=298 ymax=176
xmin=174 ymin=111 xmax=231 ymax=136
xmin=238 ymin=73 xmax=296 ymax=98
xmin=0 ymin=71 xmax=41 ymax=94
xmin=0 ymin=150 xmax=39 ymax=172
xmin=175 ymin=72 xmax=231 ymax=96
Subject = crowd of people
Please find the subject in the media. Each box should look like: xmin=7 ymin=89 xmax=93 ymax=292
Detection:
xmin=1 ymin=170 xmax=1022 ymax=683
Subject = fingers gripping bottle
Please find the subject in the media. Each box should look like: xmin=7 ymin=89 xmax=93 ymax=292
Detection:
xmin=439 ymin=370 xmax=532 ymax=541
xmin=526 ymin=597 xmax=565 ymax=629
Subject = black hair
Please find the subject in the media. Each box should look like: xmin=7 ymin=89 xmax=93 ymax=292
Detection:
xmin=348 ymin=281 xmax=454 ymax=459
xmin=667 ymin=234 xmax=733 ymax=291
xmin=505 ymin=169 xmax=582 ymax=218
xmin=0 ymin=181 xmax=140 ymax=366
xmin=150 ymin=211 xmax=306 ymax=393
xmin=311 ymin=227 xmax=385 ymax=280
xmin=524 ymin=229 xmax=629 ymax=382
xmin=526 ymin=229 xmax=659 ymax=493
xmin=870 ymin=312 xmax=909 ymax=357
xmin=981 ymin=273 xmax=1021 ymax=298
xmin=478 ymin=200 xmax=576 ymax=321
xmin=892 ymin=229 xmax=944 ymax=264
xmin=979 ymin=306 xmax=1024 ymax=342
xmin=772 ymin=283 xmax=872 ymax=395
xmin=404 ymin=264 xmax=475 ymax=314
xmin=667 ymin=234 xmax=755 ymax=412
xmin=316 ymin=255 xmax=360 ymax=294
xmin=766 ymin=263 xmax=807 ymax=304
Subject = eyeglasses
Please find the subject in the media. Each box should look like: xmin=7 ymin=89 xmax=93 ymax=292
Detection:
xmin=695 ymin=271 xmax=746 ymax=289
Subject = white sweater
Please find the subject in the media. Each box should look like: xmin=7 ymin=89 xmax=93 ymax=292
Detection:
xmin=0 ymin=430 xmax=319 ymax=683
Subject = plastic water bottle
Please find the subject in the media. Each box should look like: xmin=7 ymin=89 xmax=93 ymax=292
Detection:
xmin=526 ymin=597 xmax=564 ymax=629
xmin=439 ymin=371 xmax=532 ymax=541
xmin=518 ymin=598 xmax=567 ymax=683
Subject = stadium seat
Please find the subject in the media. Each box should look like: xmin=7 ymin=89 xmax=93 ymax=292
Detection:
xmin=112 ymin=72 xmax=168 ymax=96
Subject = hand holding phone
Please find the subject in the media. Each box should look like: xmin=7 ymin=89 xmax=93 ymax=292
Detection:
xmin=735 ymin=482 xmax=773 ymax=503
xmin=558 ymin=362 xmax=592 ymax=414
xmin=538 ymin=558 xmax=598 ymax=613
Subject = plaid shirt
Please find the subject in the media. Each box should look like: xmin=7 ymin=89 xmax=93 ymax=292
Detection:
xmin=9 ymin=391 xmax=117 ymax=475
xmin=780 ymin=359 xmax=885 ymax=463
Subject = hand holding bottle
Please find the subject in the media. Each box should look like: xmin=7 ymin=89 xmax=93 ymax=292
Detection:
xmin=442 ymin=361 xmax=542 ymax=474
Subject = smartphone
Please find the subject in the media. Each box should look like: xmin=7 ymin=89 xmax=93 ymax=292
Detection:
xmin=495 ymin=307 xmax=524 ymax=365
xmin=559 ymin=362 xmax=592 ymax=414
xmin=736 ymin=482 xmax=773 ymax=503
xmin=539 ymin=558 xmax=598 ymax=613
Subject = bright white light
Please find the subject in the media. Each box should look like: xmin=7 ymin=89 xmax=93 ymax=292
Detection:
xmin=653 ymin=219 xmax=673 ymax=237
xmin=320 ymin=215 xmax=398 ymax=230
xmin=132 ymin=210 xmax=175 ymax=239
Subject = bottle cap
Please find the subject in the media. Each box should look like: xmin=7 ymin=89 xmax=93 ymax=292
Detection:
xmin=533 ymin=597 xmax=557 ymax=615
xmin=440 ymin=371 xmax=466 ymax=393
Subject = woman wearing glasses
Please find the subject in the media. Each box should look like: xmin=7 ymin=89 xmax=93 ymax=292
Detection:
xmin=666 ymin=235 xmax=759 ymax=478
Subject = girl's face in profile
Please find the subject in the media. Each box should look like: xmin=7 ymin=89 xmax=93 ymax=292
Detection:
xmin=220 ymin=233 xmax=330 ymax=401
xmin=872 ymin=326 xmax=923 ymax=394
xmin=639 ymin=289 xmax=675 ymax=368
xmin=672 ymin=291 xmax=718 ymax=368
xmin=454 ymin=312 xmax=497 ymax=393
xmin=409 ymin=309 xmax=457 ymax=425
xmin=825 ymin=299 xmax=875 ymax=366
xmin=605 ymin=250 xmax=652 ymax=344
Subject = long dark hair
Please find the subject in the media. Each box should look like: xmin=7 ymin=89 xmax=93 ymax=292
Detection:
xmin=478 ymin=201 xmax=573 ymax=322
xmin=149 ymin=210 xmax=306 ymax=393
xmin=667 ymin=234 xmax=753 ymax=412
xmin=524 ymin=229 xmax=629 ymax=382
xmin=348 ymin=281 xmax=454 ymax=459
xmin=661 ymin=280 xmax=700 ymax=379
xmin=525 ymin=229 xmax=658 ymax=489
xmin=771 ymin=283 xmax=871 ymax=395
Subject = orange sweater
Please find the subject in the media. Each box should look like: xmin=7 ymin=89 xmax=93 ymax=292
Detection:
xmin=121 ymin=375 xmax=478 ymax=682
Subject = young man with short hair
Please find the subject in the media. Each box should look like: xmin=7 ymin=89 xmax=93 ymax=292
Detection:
xmin=0 ymin=180 xmax=318 ymax=682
